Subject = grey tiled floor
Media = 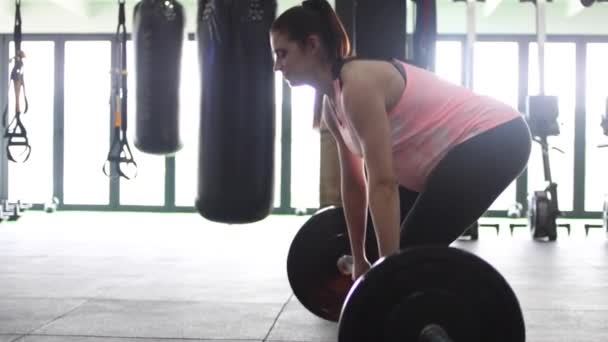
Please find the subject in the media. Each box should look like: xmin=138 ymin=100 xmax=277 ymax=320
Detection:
xmin=0 ymin=211 xmax=607 ymax=341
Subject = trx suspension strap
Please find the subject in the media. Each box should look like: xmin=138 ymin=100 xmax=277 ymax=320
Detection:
xmin=103 ymin=0 xmax=137 ymax=180
xmin=3 ymin=0 xmax=31 ymax=163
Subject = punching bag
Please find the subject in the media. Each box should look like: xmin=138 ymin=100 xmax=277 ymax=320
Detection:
xmin=412 ymin=0 xmax=437 ymax=71
xmin=132 ymin=0 xmax=185 ymax=155
xmin=196 ymin=0 xmax=277 ymax=223
xmin=354 ymin=0 xmax=407 ymax=60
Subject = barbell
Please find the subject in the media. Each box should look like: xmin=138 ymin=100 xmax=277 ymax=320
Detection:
xmin=286 ymin=206 xmax=526 ymax=342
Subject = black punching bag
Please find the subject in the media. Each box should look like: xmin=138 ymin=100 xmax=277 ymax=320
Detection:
xmin=354 ymin=0 xmax=407 ymax=60
xmin=196 ymin=0 xmax=277 ymax=223
xmin=412 ymin=0 xmax=437 ymax=71
xmin=133 ymin=0 xmax=185 ymax=155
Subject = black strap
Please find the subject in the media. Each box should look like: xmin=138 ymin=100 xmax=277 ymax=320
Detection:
xmin=3 ymin=0 xmax=31 ymax=163
xmin=103 ymin=0 xmax=137 ymax=180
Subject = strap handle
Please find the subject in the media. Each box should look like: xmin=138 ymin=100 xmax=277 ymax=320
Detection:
xmin=103 ymin=0 xmax=137 ymax=180
xmin=3 ymin=0 xmax=31 ymax=163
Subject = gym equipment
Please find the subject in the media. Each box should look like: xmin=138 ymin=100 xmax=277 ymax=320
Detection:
xmin=0 ymin=205 xmax=8 ymax=222
xmin=196 ymin=0 xmax=276 ymax=224
xmin=288 ymin=188 xmax=418 ymax=315
xmin=459 ymin=221 xmax=500 ymax=241
xmin=584 ymin=98 xmax=608 ymax=236
xmin=338 ymin=246 xmax=526 ymax=342
xmin=103 ymin=0 xmax=138 ymax=180
xmin=16 ymin=200 xmax=31 ymax=212
xmin=354 ymin=0 xmax=407 ymax=60
xmin=44 ymin=196 xmax=59 ymax=213
xmin=287 ymin=208 xmax=526 ymax=341
xmin=523 ymin=0 xmax=567 ymax=241
xmin=287 ymin=206 xmax=378 ymax=322
xmin=507 ymin=202 xmax=524 ymax=218
xmin=133 ymin=0 xmax=185 ymax=155
xmin=3 ymin=0 xmax=31 ymax=163
xmin=1 ymin=200 xmax=22 ymax=221
xmin=581 ymin=0 xmax=608 ymax=7
xmin=460 ymin=221 xmax=479 ymax=240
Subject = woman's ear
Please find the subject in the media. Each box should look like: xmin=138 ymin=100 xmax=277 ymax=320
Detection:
xmin=305 ymin=34 xmax=323 ymax=54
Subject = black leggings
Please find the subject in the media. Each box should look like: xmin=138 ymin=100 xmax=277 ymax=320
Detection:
xmin=370 ymin=116 xmax=531 ymax=250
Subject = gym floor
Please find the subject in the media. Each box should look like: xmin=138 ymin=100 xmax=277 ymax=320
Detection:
xmin=0 ymin=211 xmax=606 ymax=342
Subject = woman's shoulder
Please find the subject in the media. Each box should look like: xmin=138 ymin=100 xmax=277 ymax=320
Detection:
xmin=339 ymin=59 xmax=385 ymax=85
xmin=339 ymin=58 xmax=405 ymax=93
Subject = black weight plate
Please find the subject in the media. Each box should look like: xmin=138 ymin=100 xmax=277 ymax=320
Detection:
xmin=286 ymin=206 xmax=354 ymax=322
xmin=338 ymin=246 xmax=525 ymax=342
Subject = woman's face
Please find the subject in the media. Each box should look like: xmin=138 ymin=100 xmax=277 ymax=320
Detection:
xmin=270 ymin=30 xmax=319 ymax=87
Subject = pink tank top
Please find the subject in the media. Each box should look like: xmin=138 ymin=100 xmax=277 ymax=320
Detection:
xmin=328 ymin=60 xmax=522 ymax=192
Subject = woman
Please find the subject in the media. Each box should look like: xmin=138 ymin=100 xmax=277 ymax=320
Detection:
xmin=270 ymin=0 xmax=531 ymax=280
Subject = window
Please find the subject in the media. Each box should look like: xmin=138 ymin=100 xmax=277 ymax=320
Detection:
xmin=435 ymin=40 xmax=462 ymax=86
xmin=584 ymin=43 xmax=608 ymax=212
xmin=290 ymin=85 xmax=319 ymax=210
xmin=7 ymin=41 xmax=55 ymax=204
xmin=473 ymin=42 xmax=520 ymax=210
xmin=527 ymin=42 xmax=576 ymax=211
xmin=175 ymin=40 xmax=201 ymax=208
xmin=119 ymin=41 xmax=166 ymax=206
xmin=63 ymin=41 xmax=111 ymax=205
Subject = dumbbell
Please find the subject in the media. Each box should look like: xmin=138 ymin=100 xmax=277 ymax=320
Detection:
xmin=44 ymin=197 xmax=60 ymax=213
xmin=16 ymin=200 xmax=32 ymax=212
xmin=0 ymin=200 xmax=21 ymax=221
xmin=287 ymin=206 xmax=526 ymax=342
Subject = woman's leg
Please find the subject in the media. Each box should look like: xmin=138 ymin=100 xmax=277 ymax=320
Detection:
xmin=400 ymin=116 xmax=532 ymax=248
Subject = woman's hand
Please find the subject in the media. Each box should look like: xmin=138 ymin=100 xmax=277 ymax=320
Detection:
xmin=338 ymin=255 xmax=372 ymax=281
xmin=352 ymin=257 xmax=372 ymax=281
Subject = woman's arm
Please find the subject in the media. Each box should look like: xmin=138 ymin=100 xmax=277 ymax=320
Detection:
xmin=340 ymin=69 xmax=401 ymax=259
xmin=321 ymin=96 xmax=369 ymax=270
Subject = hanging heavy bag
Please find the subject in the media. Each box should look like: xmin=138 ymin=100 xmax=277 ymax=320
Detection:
xmin=132 ymin=0 xmax=185 ymax=155
xmin=354 ymin=0 xmax=406 ymax=60
xmin=412 ymin=0 xmax=437 ymax=71
xmin=196 ymin=0 xmax=277 ymax=224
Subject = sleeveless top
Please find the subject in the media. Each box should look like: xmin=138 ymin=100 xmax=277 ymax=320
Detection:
xmin=325 ymin=58 xmax=522 ymax=192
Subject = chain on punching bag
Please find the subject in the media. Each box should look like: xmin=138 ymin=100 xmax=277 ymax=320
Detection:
xmin=132 ymin=0 xmax=185 ymax=155
xmin=196 ymin=0 xmax=277 ymax=224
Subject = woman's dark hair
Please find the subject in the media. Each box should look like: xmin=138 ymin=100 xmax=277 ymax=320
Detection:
xmin=271 ymin=0 xmax=352 ymax=62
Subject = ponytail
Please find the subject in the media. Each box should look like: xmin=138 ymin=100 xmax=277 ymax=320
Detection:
xmin=301 ymin=0 xmax=351 ymax=60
